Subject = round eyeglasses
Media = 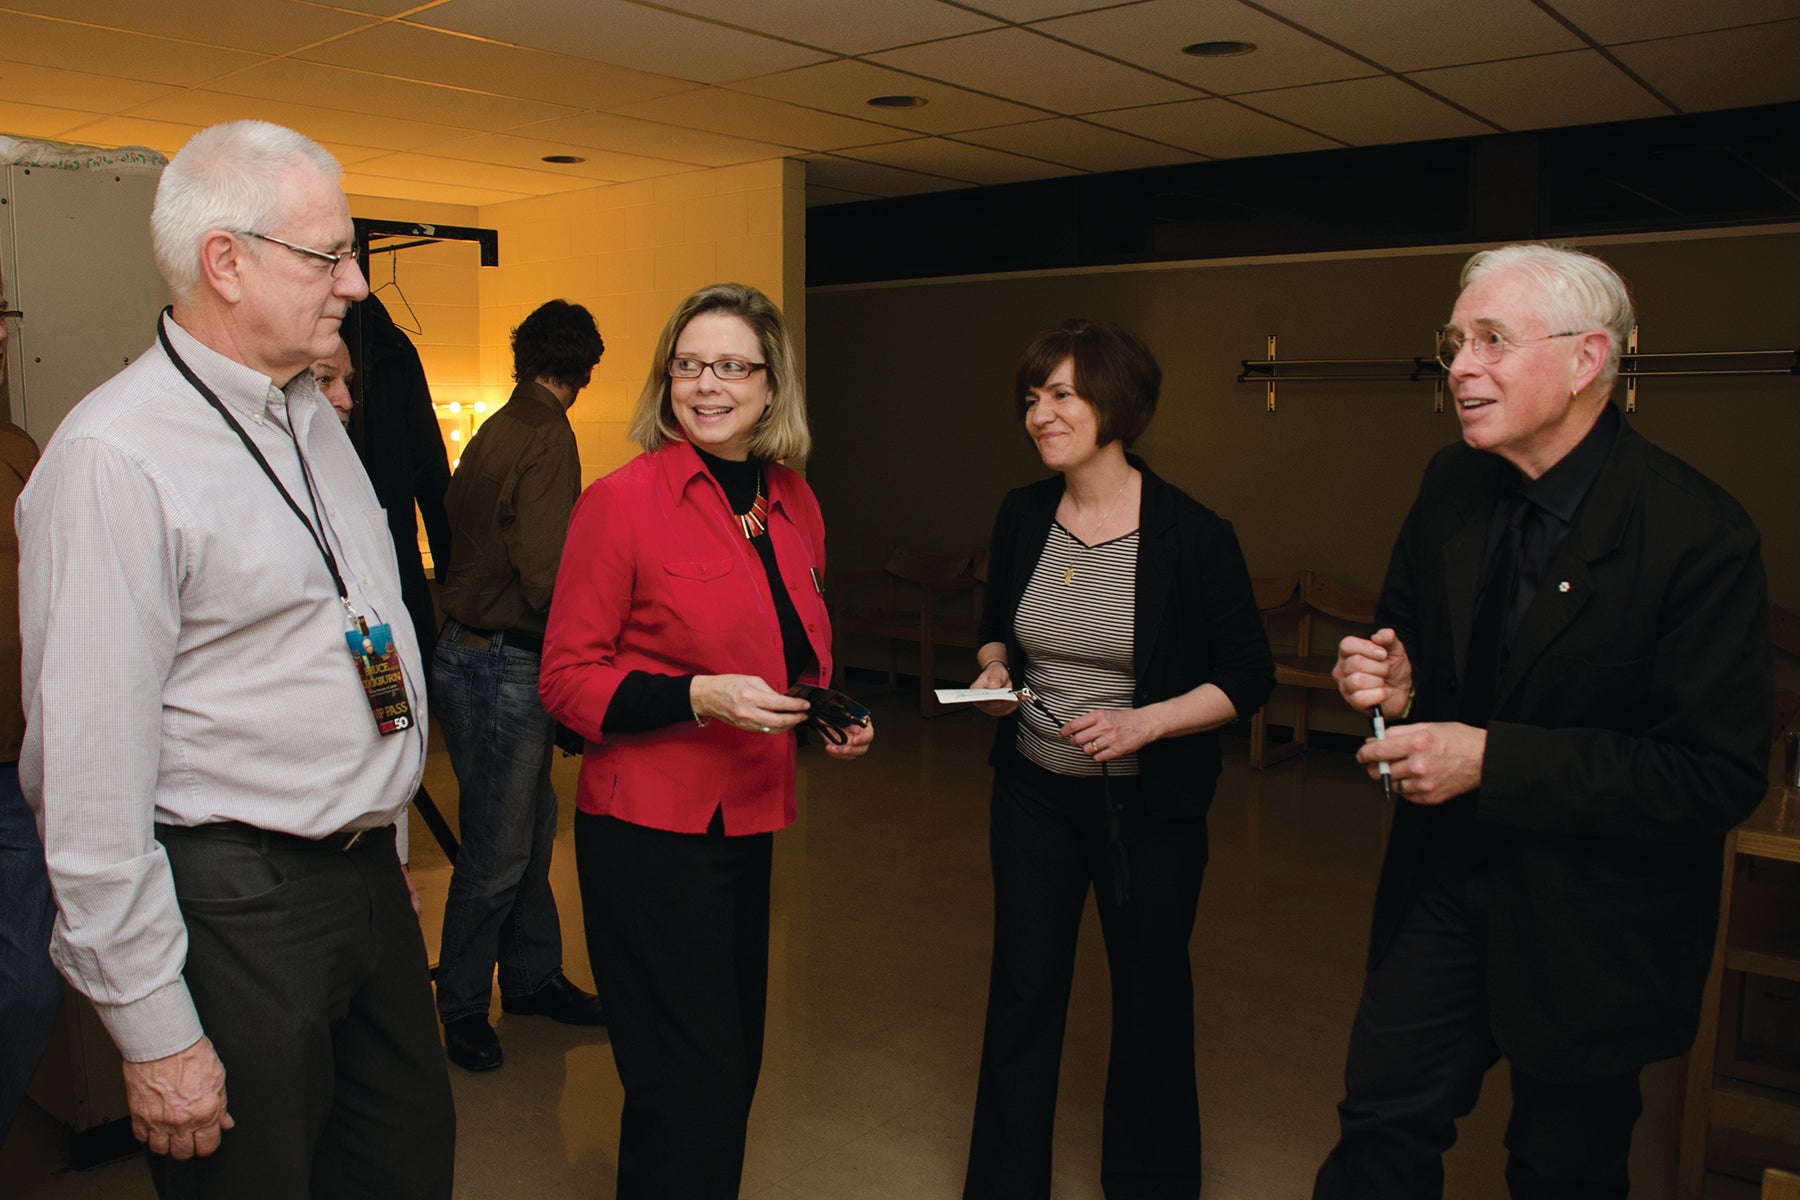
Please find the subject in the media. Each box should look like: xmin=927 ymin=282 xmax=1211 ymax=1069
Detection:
xmin=1436 ymin=327 xmax=1586 ymax=370
xmin=241 ymin=231 xmax=362 ymax=278
xmin=668 ymin=356 xmax=767 ymax=381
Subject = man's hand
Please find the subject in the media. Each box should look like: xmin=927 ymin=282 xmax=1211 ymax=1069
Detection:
xmin=122 ymin=1036 xmax=234 ymax=1159
xmin=1359 ymin=721 xmax=1486 ymax=806
xmin=1335 ymin=628 xmax=1414 ymax=720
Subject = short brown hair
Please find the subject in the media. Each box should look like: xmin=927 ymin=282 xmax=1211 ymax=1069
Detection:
xmin=1013 ymin=319 xmax=1160 ymax=448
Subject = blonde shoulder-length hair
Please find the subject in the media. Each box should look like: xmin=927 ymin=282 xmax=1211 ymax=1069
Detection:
xmin=627 ymin=282 xmax=811 ymax=461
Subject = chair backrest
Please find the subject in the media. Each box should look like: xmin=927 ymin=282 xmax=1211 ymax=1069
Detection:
xmin=885 ymin=546 xmax=972 ymax=589
xmin=1763 ymin=1167 xmax=1800 ymax=1200
xmin=1252 ymin=571 xmax=1301 ymax=612
xmin=1307 ymin=571 xmax=1379 ymax=625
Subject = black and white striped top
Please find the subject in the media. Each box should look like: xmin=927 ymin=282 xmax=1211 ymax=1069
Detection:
xmin=1015 ymin=522 xmax=1140 ymax=777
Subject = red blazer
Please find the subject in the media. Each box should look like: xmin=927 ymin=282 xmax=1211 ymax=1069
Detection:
xmin=540 ymin=440 xmax=833 ymax=834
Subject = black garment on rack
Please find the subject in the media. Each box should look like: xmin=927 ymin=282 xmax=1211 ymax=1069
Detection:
xmin=342 ymin=291 xmax=453 ymax=660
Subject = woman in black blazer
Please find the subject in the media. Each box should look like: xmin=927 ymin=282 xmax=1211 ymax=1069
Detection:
xmin=963 ymin=319 xmax=1274 ymax=1200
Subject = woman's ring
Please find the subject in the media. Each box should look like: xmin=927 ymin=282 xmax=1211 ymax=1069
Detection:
xmin=760 ymin=725 xmax=772 ymax=733
xmin=1087 ymin=739 xmax=1099 ymax=754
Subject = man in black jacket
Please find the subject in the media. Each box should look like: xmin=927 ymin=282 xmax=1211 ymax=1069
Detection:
xmin=1315 ymin=243 xmax=1771 ymax=1198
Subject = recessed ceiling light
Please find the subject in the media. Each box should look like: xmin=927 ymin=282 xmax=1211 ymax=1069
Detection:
xmin=1182 ymin=40 xmax=1256 ymax=57
xmin=867 ymin=95 xmax=927 ymax=109
xmin=541 ymin=154 xmax=586 ymax=164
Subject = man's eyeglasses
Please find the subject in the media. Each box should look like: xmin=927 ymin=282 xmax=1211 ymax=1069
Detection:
xmin=668 ymin=356 xmax=767 ymax=381
xmin=1436 ymin=327 xmax=1587 ymax=370
xmin=241 ymin=232 xmax=362 ymax=278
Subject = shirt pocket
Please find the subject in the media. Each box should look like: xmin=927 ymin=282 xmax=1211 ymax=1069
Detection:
xmin=658 ymin=556 xmax=741 ymax=632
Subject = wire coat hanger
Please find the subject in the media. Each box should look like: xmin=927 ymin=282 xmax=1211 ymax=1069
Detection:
xmin=374 ymin=253 xmax=422 ymax=336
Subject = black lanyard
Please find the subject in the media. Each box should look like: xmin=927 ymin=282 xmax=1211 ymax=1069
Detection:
xmin=156 ymin=310 xmax=355 ymax=614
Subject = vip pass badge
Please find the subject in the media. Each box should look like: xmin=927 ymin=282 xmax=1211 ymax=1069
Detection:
xmin=343 ymin=601 xmax=413 ymax=735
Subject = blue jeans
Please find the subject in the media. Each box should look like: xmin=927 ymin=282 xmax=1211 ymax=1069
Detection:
xmin=432 ymin=622 xmax=564 ymax=1023
xmin=0 ymin=762 xmax=62 ymax=1141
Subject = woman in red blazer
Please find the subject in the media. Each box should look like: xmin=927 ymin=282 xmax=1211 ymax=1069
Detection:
xmin=540 ymin=282 xmax=872 ymax=1200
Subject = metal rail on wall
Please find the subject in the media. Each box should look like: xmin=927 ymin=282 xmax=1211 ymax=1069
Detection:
xmin=1240 ymin=329 xmax=1800 ymax=413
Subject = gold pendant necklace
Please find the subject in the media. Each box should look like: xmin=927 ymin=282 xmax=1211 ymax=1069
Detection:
xmin=1063 ymin=472 xmax=1132 ymax=586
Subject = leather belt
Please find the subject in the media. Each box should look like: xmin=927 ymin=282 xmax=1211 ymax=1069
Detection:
xmin=156 ymin=820 xmax=390 ymax=853
xmin=448 ymin=619 xmax=544 ymax=656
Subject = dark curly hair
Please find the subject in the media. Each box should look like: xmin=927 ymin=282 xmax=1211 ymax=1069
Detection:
xmin=512 ymin=299 xmax=604 ymax=389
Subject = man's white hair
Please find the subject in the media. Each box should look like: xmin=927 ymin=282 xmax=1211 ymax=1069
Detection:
xmin=150 ymin=120 xmax=341 ymax=302
xmin=1461 ymin=243 xmax=1635 ymax=390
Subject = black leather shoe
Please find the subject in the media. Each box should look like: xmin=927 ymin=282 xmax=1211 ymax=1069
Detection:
xmin=443 ymin=1015 xmax=503 ymax=1072
xmin=501 ymin=973 xmax=605 ymax=1026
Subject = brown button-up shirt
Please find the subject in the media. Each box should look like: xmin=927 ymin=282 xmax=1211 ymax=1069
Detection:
xmin=437 ymin=380 xmax=579 ymax=637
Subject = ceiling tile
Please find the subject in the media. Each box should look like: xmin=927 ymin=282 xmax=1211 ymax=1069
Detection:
xmin=1242 ymin=76 xmax=1494 ymax=145
xmin=607 ymin=89 xmax=915 ymax=152
xmin=127 ymin=91 xmax=472 ymax=151
xmin=959 ymin=118 xmax=1202 ymax=172
xmin=805 ymin=182 xmax=881 ymax=206
xmin=0 ymin=61 xmax=183 ymax=115
xmin=1552 ymin=0 xmax=1800 ymax=43
xmin=645 ymin=0 xmax=1000 ymax=54
xmin=200 ymin=59 xmax=579 ymax=131
xmin=1612 ymin=22 xmax=1800 ymax=112
xmin=346 ymin=151 xmax=611 ymax=195
xmin=1250 ymin=0 xmax=1582 ymax=71
xmin=1088 ymin=97 xmax=1339 ymax=157
xmin=958 ymin=0 xmax=1143 ymax=18
xmin=726 ymin=60 xmax=1044 ymax=134
xmin=1409 ymin=50 xmax=1667 ymax=131
xmin=869 ymin=26 xmax=1199 ymax=112
xmin=801 ymin=153 xmax=973 ymax=198
xmin=1035 ymin=0 xmax=1381 ymax=94
xmin=839 ymin=136 xmax=1081 ymax=186
xmin=42 ymin=115 xmax=205 ymax=157
xmin=0 ymin=101 xmax=111 ymax=143
xmin=513 ymin=111 xmax=799 ymax=167
xmin=293 ymin=23 xmax=698 ymax=110
xmin=0 ymin=12 xmax=262 ymax=87
xmin=420 ymin=133 xmax=687 ymax=183
xmin=410 ymin=0 xmax=831 ymax=86
xmin=337 ymin=170 xmax=535 ymax=207
xmin=0 ymin=0 xmax=371 ymax=56
xmin=300 ymin=0 xmax=419 ymax=13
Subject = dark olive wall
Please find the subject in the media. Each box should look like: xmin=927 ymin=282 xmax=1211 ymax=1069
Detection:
xmin=807 ymin=230 xmax=1800 ymax=727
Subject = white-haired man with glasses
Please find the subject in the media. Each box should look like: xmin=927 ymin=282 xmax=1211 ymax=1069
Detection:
xmin=1315 ymin=243 xmax=1770 ymax=1197
xmin=18 ymin=120 xmax=454 ymax=1197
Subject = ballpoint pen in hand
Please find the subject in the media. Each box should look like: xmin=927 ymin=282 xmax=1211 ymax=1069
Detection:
xmin=1370 ymin=705 xmax=1393 ymax=800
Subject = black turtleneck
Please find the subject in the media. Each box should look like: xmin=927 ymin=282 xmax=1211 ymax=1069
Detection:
xmin=599 ymin=446 xmax=815 ymax=733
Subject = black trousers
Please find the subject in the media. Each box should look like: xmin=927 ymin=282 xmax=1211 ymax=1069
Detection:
xmin=965 ymin=758 xmax=1210 ymax=1200
xmin=151 ymin=823 xmax=455 ymax=1200
xmin=1313 ymin=850 xmax=1643 ymax=1200
xmin=575 ymin=809 xmax=772 ymax=1200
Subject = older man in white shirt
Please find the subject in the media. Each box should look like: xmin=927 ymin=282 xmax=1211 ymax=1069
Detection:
xmin=18 ymin=119 xmax=454 ymax=1198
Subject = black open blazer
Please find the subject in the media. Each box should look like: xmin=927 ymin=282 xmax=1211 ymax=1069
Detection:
xmin=978 ymin=456 xmax=1274 ymax=820
xmin=1372 ymin=411 xmax=1771 ymax=1081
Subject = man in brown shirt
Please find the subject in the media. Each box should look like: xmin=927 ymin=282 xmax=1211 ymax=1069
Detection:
xmin=0 ymin=295 xmax=57 ymax=1140
xmin=432 ymin=299 xmax=604 ymax=1071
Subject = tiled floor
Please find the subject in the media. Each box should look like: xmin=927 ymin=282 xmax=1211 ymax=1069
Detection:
xmin=0 ymin=694 xmax=1765 ymax=1198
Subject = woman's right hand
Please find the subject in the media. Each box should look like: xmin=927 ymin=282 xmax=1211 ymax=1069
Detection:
xmin=690 ymin=674 xmax=810 ymax=733
xmin=972 ymin=660 xmax=1019 ymax=717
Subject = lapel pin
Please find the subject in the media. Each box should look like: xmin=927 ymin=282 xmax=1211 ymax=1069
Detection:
xmin=1558 ymin=581 xmax=1571 ymax=593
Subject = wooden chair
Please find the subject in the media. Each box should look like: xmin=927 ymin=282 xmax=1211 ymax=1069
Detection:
xmin=1249 ymin=568 xmax=1378 ymax=769
xmin=831 ymin=547 xmax=974 ymax=718
xmin=1768 ymin=1168 xmax=1800 ymax=1200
